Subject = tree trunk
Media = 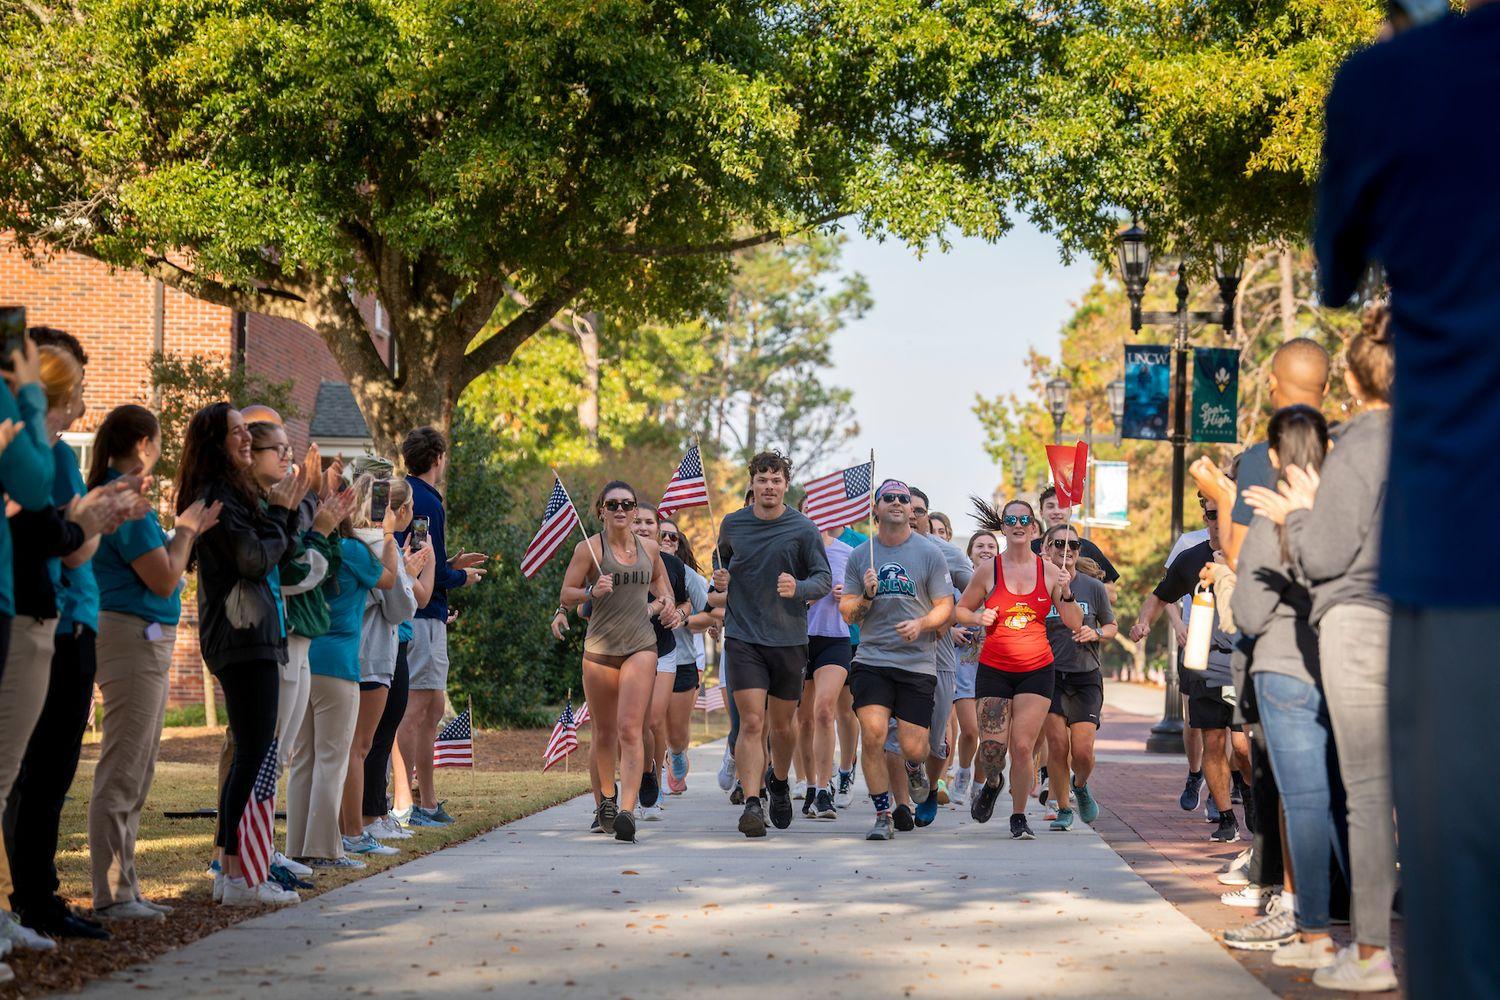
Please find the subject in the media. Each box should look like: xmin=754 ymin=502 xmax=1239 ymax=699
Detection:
xmin=574 ymin=311 xmax=601 ymax=446
xmin=1278 ymin=246 xmax=1298 ymax=342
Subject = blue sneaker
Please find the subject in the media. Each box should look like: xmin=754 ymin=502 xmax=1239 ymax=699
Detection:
xmin=406 ymin=808 xmax=446 ymax=827
xmin=268 ymin=863 xmax=314 ymax=891
xmin=342 ymin=834 xmax=398 ymax=857
xmin=1206 ymin=799 xmax=1222 ymax=824
xmin=1180 ymin=772 xmax=1204 ymax=811
xmin=1050 ymin=807 xmax=1075 ymax=831
xmin=1073 ymin=782 xmax=1099 ymax=824
xmin=429 ymin=801 xmax=456 ymax=824
xmin=670 ymin=750 xmax=689 ymax=782
xmin=913 ymin=790 xmax=939 ymax=828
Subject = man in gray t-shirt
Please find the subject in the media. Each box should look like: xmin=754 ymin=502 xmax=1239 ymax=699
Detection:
xmin=839 ymin=479 xmax=953 ymax=841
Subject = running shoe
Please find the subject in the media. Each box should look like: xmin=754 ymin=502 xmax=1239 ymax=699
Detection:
xmin=905 ymin=760 xmax=930 ymax=804
xmin=1037 ymin=766 xmax=1050 ymax=807
xmin=364 ymin=817 xmax=410 ymax=841
xmin=949 ymin=768 xmax=971 ymax=806
xmin=641 ymin=801 xmax=665 ymax=822
xmin=814 ymin=788 xmax=837 ymax=820
xmin=274 ymin=852 xmax=314 ymax=877
xmin=429 ymin=801 xmax=456 ymax=824
xmin=406 ymin=807 xmax=448 ymax=828
xmin=268 ymin=864 xmax=315 ymax=892
xmin=866 ymin=812 xmax=895 ymax=841
xmin=1179 ymin=772 xmax=1205 ymax=811
xmin=836 ymin=770 xmax=855 ymax=809
xmin=1073 ymin=782 xmax=1099 ymax=825
xmin=221 ymin=877 xmax=299 ymax=907
xmin=1222 ymin=906 xmax=1296 ymax=951
xmin=794 ymin=781 xmax=808 ymax=801
xmin=767 ymin=777 xmax=794 ymax=830
xmin=802 ymin=793 xmax=816 ymax=819
xmin=1210 ymin=811 xmax=1241 ymax=843
xmin=935 ymin=779 xmax=949 ymax=805
xmin=1009 ymin=814 xmax=1035 ymax=840
xmin=0 ymin=913 xmax=57 ymax=952
xmin=597 ymin=796 xmax=619 ymax=832
xmin=1206 ymin=799 xmax=1222 ymax=824
xmin=738 ymin=796 xmax=768 ymax=838
xmin=1272 ymin=936 xmax=1337 ymax=969
xmin=1220 ymin=883 xmax=1277 ymax=909
xmin=614 ymin=809 xmax=637 ymax=843
xmin=717 ymin=748 xmax=736 ymax=791
xmin=970 ymin=780 xmax=1002 ymax=824
xmin=640 ymin=767 xmax=661 ymax=809
xmin=343 ymin=833 xmax=399 ymax=857
xmin=914 ymin=790 xmax=939 ymax=828
xmin=1312 ymin=945 xmax=1398 ymax=992
xmin=892 ymin=803 xmax=915 ymax=832
xmin=1231 ymin=773 xmax=1246 ymax=805
xmin=1218 ymin=848 xmax=1254 ymax=886
xmin=668 ymin=751 xmax=690 ymax=793
xmin=302 ymin=855 xmax=366 ymax=869
xmin=589 ymin=815 xmax=602 ymax=834
xmin=729 ymin=781 xmax=745 ymax=806
xmin=1050 ymin=807 xmax=1075 ymax=831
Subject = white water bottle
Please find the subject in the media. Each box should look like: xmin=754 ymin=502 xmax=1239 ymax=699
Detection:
xmin=1183 ymin=585 xmax=1216 ymax=672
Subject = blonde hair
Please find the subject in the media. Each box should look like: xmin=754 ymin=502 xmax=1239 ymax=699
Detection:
xmin=1075 ymin=556 xmax=1105 ymax=581
xmin=351 ymin=469 xmax=411 ymax=530
xmin=38 ymin=344 xmax=82 ymax=412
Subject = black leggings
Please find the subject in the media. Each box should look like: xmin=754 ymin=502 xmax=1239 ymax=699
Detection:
xmin=214 ymin=660 xmax=280 ymax=857
xmin=363 ymin=642 xmax=409 ymax=818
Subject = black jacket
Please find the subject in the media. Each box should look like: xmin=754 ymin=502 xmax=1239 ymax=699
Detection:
xmin=193 ymin=481 xmax=295 ymax=672
xmin=10 ymin=507 xmax=85 ymax=622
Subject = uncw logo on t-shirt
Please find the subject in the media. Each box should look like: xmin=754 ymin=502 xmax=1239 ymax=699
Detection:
xmin=875 ymin=562 xmax=916 ymax=597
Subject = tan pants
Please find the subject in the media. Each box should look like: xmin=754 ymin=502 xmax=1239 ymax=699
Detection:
xmin=88 ymin=611 xmax=174 ymax=908
xmin=0 ymin=617 xmax=58 ymax=907
xmin=277 ymin=636 xmax=313 ymax=773
xmin=285 ymin=674 xmax=358 ymax=860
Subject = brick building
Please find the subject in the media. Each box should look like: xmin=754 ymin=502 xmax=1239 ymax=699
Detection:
xmin=2 ymin=238 xmax=376 ymax=708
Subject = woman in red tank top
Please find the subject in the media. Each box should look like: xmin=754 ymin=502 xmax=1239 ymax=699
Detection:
xmin=956 ymin=498 xmax=1082 ymax=838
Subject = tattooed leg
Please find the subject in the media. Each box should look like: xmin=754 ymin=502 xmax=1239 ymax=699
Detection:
xmin=977 ymin=696 xmax=1010 ymax=788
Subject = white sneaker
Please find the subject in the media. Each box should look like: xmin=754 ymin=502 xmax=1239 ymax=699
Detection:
xmin=793 ymin=782 xmax=808 ymax=801
xmin=1218 ymin=848 xmax=1254 ymax=885
xmin=641 ymin=802 xmax=665 ymax=822
xmin=213 ymin=872 xmax=226 ymax=903
xmin=1273 ymin=936 xmax=1338 ymax=969
xmin=275 ymin=851 xmax=314 ymax=877
xmin=343 ymin=833 xmax=399 ymax=857
xmin=0 ymin=913 xmax=57 ymax=952
xmin=364 ymin=819 xmax=406 ymax=841
xmin=135 ymin=897 xmax=173 ymax=915
xmin=717 ymin=748 xmax=736 ymax=792
xmin=949 ymin=768 xmax=972 ymax=806
xmin=221 ymin=877 xmax=300 ymax=907
xmin=94 ymin=901 xmax=165 ymax=922
xmin=383 ymin=815 xmax=414 ymax=839
xmin=1312 ymin=944 xmax=1398 ymax=992
xmin=1220 ymin=883 xmax=1277 ymax=908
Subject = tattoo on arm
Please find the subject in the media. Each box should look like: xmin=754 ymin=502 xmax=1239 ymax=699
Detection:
xmin=848 ymin=601 xmax=870 ymax=625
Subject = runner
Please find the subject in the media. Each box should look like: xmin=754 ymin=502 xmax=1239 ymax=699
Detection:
xmin=797 ymin=523 xmax=853 ymax=820
xmin=949 ymin=529 xmax=997 ymax=806
xmin=838 ymin=480 xmax=954 ymax=841
xmin=658 ymin=515 xmax=711 ymax=795
xmin=558 ymin=481 xmax=682 ymax=842
xmin=632 ymin=504 xmax=692 ymax=821
xmin=713 ymin=452 xmax=831 ymax=837
xmin=834 ymin=524 xmax=868 ymax=808
xmin=1034 ymin=485 xmax=1120 ymax=583
xmin=1039 ymin=524 xmax=1115 ymax=831
xmin=957 ymin=498 xmax=1081 ymax=840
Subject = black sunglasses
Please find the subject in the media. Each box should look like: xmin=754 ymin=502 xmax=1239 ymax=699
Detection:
xmin=1002 ymin=514 xmax=1034 ymax=527
xmin=660 ymin=531 xmax=680 ymax=542
xmin=602 ymin=499 xmax=638 ymax=512
xmin=879 ymin=492 xmax=912 ymax=505
xmin=1048 ymin=538 xmax=1082 ymax=551
xmin=1202 ymin=508 xmax=1219 ymax=522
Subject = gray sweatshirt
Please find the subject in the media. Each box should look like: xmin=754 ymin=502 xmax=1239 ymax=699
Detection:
xmin=718 ymin=506 xmax=832 ymax=647
xmin=359 ymin=558 xmax=418 ymax=685
xmin=1231 ymin=516 xmax=1319 ymax=686
xmin=1286 ymin=409 xmax=1392 ymax=625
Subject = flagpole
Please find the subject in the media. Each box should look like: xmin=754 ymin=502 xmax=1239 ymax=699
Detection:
xmin=468 ymin=695 xmax=477 ymax=799
xmin=564 ymin=688 xmax=571 ymax=774
xmin=694 ymin=438 xmax=722 ymax=572
xmin=867 ymin=448 xmax=877 ymax=576
xmin=554 ymin=467 xmax=604 ymax=576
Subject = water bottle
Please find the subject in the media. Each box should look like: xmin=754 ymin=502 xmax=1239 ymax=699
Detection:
xmin=1183 ymin=585 xmax=1216 ymax=671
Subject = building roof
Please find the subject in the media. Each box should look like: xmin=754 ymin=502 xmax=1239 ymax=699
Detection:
xmin=308 ymin=381 xmax=371 ymax=440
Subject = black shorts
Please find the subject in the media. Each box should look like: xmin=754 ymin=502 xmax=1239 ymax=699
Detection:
xmin=845 ymin=643 xmax=859 ymax=686
xmin=975 ymin=664 xmax=1056 ymax=702
xmin=849 ymin=662 xmax=937 ymax=727
xmin=672 ymin=659 xmax=700 ymax=694
xmin=805 ymin=635 xmax=853 ymax=680
xmin=724 ymin=637 xmax=806 ymax=702
xmin=1049 ymin=669 xmax=1103 ymax=727
xmin=1187 ymin=686 xmax=1238 ymax=730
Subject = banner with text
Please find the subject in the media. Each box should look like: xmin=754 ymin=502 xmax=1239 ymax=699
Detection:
xmin=1122 ymin=345 xmax=1171 ymax=440
xmin=1091 ymin=461 xmax=1129 ymax=528
xmin=1191 ymin=347 xmax=1240 ymax=443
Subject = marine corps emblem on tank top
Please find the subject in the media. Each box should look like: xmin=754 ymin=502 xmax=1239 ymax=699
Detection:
xmin=1000 ymin=603 xmax=1038 ymax=631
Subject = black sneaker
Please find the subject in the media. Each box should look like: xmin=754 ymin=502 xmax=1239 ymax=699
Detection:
xmin=1210 ymin=811 xmax=1240 ymax=843
xmin=814 ymin=788 xmax=837 ymax=819
xmin=767 ymin=777 xmax=794 ymax=830
xmin=597 ymin=796 xmax=618 ymax=831
xmin=640 ymin=767 xmax=660 ymax=809
xmin=802 ymin=792 xmax=816 ymax=818
xmin=1010 ymin=814 xmax=1035 ymax=840
xmin=1231 ymin=773 xmax=1246 ymax=805
xmin=1179 ymin=771 xmax=1204 ymax=811
xmin=729 ymin=781 xmax=745 ymax=806
xmin=970 ymin=780 xmax=1002 ymax=824
xmin=892 ymin=803 xmax=915 ymax=832
xmin=739 ymin=796 xmax=768 ymax=838
xmin=614 ymin=809 xmax=637 ymax=842
xmin=1037 ymin=766 xmax=1050 ymax=806
xmin=866 ymin=812 xmax=895 ymax=841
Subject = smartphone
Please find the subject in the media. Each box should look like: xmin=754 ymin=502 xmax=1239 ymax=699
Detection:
xmin=369 ymin=478 xmax=390 ymax=523
xmin=410 ymin=515 xmax=430 ymax=550
xmin=0 ymin=306 xmax=26 ymax=370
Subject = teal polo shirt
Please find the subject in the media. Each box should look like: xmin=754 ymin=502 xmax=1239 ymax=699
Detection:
xmin=93 ymin=469 xmax=182 ymax=625
xmin=49 ymin=441 xmax=99 ymax=633
xmin=0 ymin=382 xmax=56 ymax=617
xmin=308 ymin=537 xmax=383 ymax=682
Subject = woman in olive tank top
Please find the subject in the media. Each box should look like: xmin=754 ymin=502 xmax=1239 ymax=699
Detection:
xmin=559 ymin=480 xmax=680 ymax=842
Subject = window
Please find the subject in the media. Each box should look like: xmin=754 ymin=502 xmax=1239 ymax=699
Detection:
xmin=61 ymin=430 xmax=95 ymax=476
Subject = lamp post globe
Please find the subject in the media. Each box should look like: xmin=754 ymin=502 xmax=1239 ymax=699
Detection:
xmin=1045 ymin=375 xmax=1071 ymax=443
xmin=1116 ymin=223 xmax=1152 ymax=331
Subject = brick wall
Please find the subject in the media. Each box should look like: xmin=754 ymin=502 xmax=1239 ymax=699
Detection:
xmin=242 ymin=312 xmax=352 ymax=454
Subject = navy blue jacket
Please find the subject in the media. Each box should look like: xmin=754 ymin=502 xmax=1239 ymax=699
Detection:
xmin=403 ymin=475 xmax=468 ymax=621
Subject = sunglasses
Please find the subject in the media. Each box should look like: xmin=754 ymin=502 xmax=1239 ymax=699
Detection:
xmin=879 ymin=492 xmax=912 ymax=505
xmin=1202 ymin=508 xmax=1219 ymax=522
xmin=1048 ymin=538 xmax=1082 ymax=551
xmin=602 ymin=499 xmax=638 ymax=512
xmin=660 ymin=531 xmax=680 ymax=542
xmin=1002 ymin=514 xmax=1034 ymax=527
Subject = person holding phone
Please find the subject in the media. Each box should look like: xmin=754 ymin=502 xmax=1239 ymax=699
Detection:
xmin=87 ymin=405 xmax=219 ymax=921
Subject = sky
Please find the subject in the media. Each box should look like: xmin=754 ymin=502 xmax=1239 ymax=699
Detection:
xmin=828 ymin=221 xmax=1097 ymax=526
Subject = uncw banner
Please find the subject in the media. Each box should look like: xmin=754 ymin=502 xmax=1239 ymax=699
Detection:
xmin=1191 ymin=347 xmax=1239 ymax=443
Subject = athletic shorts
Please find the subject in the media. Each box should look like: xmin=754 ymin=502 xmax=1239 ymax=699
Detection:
xmin=656 ymin=652 xmax=676 ymax=674
xmin=850 ymin=661 xmax=937 ymax=727
xmin=975 ymin=664 xmax=1055 ymax=702
xmin=1187 ymin=685 xmax=1237 ymax=731
xmin=1049 ymin=668 xmax=1104 ymax=727
xmin=724 ymin=637 xmax=806 ymax=702
xmin=805 ymin=635 xmax=853 ymax=680
xmin=672 ymin=660 xmax=699 ymax=694
xmin=407 ymin=619 xmax=450 ymax=691
xmin=954 ymin=658 xmax=977 ymax=701
xmin=884 ymin=667 xmax=955 ymax=759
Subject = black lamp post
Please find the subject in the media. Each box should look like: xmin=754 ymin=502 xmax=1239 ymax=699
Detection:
xmin=1106 ymin=378 xmax=1126 ymax=443
xmin=1116 ymin=224 xmax=1242 ymax=754
xmin=1045 ymin=375 xmax=1071 ymax=444
xmin=1008 ymin=444 xmax=1026 ymax=495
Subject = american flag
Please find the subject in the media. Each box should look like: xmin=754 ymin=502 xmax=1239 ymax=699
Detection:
xmin=433 ymin=709 xmax=474 ymax=769
xmin=542 ymin=701 xmax=581 ymax=771
xmin=237 ymin=737 xmax=279 ymax=887
xmin=694 ymin=685 xmax=726 ymax=713
xmin=660 ymin=444 xmax=709 ymax=514
xmin=801 ymin=462 xmax=874 ymax=532
xmin=574 ymin=702 xmax=590 ymax=727
xmin=522 ymin=477 xmax=581 ymax=578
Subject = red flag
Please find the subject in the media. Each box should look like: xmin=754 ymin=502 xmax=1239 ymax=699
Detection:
xmin=1045 ymin=441 xmax=1089 ymax=508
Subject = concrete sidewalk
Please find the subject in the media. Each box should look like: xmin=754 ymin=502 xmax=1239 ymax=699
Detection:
xmin=83 ymin=740 xmax=1271 ymax=999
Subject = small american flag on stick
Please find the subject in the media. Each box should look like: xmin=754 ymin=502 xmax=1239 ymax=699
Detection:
xmin=801 ymin=461 xmax=874 ymax=532
xmin=694 ymin=685 xmax=726 ymax=713
xmin=433 ymin=709 xmax=474 ymax=769
xmin=574 ymin=702 xmax=590 ymax=728
xmin=521 ymin=476 xmax=582 ymax=578
xmin=543 ymin=701 xmax=581 ymax=771
xmin=237 ymin=737 xmax=279 ymax=887
xmin=660 ymin=444 xmax=710 ymax=514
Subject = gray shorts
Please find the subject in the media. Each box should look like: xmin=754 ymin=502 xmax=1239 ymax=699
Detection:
xmin=954 ymin=658 xmax=977 ymax=701
xmin=407 ymin=619 xmax=450 ymax=691
xmin=885 ymin=667 xmax=956 ymax=759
